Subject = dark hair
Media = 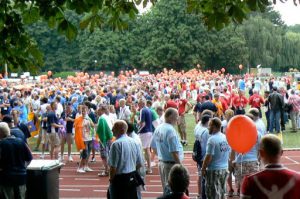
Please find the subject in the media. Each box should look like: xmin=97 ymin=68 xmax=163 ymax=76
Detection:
xmin=210 ymin=117 xmax=222 ymax=131
xmin=205 ymin=95 xmax=210 ymax=100
xmin=126 ymin=121 xmax=134 ymax=134
xmin=260 ymin=134 xmax=282 ymax=157
xmin=201 ymin=115 xmax=211 ymax=125
xmin=168 ymin=164 xmax=190 ymax=193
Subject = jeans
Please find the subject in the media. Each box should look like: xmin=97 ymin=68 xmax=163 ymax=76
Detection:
xmin=0 ymin=184 xmax=26 ymax=199
xmin=270 ymin=110 xmax=281 ymax=133
xmin=265 ymin=111 xmax=270 ymax=132
xmin=290 ymin=111 xmax=299 ymax=131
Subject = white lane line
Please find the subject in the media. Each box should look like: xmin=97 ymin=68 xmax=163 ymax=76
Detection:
xmin=74 ymin=178 xmax=100 ymax=181
xmin=61 ymin=184 xmax=197 ymax=188
xmin=285 ymin=156 xmax=300 ymax=164
xmin=61 ymin=185 xmax=108 ymax=188
xmin=59 ymin=189 xmax=80 ymax=191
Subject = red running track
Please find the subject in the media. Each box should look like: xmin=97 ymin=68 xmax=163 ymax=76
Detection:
xmin=36 ymin=151 xmax=300 ymax=199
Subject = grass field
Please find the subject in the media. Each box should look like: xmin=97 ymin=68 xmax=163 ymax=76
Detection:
xmin=28 ymin=113 xmax=300 ymax=152
xmin=183 ymin=114 xmax=300 ymax=151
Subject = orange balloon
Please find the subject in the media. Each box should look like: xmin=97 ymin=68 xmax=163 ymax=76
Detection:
xmin=226 ymin=115 xmax=257 ymax=154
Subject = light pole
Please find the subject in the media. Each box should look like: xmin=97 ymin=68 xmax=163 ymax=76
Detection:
xmin=4 ymin=62 xmax=8 ymax=79
xmin=94 ymin=60 xmax=97 ymax=71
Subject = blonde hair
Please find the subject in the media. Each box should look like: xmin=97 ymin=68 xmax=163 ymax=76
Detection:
xmin=224 ymin=109 xmax=234 ymax=121
xmin=0 ymin=122 xmax=10 ymax=138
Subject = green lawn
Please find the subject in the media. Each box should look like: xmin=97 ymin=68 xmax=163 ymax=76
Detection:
xmin=28 ymin=113 xmax=299 ymax=152
xmin=183 ymin=114 xmax=300 ymax=151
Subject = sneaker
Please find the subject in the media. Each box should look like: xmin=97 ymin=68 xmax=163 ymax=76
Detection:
xmin=84 ymin=167 xmax=94 ymax=172
xmin=77 ymin=168 xmax=86 ymax=173
xmin=90 ymin=157 xmax=96 ymax=162
xmin=40 ymin=154 xmax=45 ymax=159
xmin=68 ymin=156 xmax=74 ymax=162
xmin=58 ymin=156 xmax=64 ymax=162
xmin=151 ymin=162 xmax=157 ymax=167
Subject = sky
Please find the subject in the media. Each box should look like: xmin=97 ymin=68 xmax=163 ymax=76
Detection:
xmin=138 ymin=1 xmax=300 ymax=26
xmin=274 ymin=1 xmax=300 ymax=25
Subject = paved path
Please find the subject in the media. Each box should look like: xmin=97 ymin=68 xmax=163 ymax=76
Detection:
xmin=40 ymin=151 xmax=300 ymax=199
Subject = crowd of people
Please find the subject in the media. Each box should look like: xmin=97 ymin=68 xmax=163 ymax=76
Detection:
xmin=0 ymin=68 xmax=300 ymax=199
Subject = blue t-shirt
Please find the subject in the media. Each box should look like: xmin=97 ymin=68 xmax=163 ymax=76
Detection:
xmin=47 ymin=111 xmax=58 ymax=133
xmin=151 ymin=123 xmax=184 ymax=162
xmin=139 ymin=107 xmax=153 ymax=133
xmin=235 ymin=132 xmax=261 ymax=163
xmin=206 ymin=132 xmax=230 ymax=170
xmin=239 ymin=79 xmax=246 ymax=91
xmin=194 ymin=123 xmax=210 ymax=161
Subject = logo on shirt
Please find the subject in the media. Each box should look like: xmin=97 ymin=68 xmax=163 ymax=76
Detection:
xmin=219 ymin=141 xmax=230 ymax=152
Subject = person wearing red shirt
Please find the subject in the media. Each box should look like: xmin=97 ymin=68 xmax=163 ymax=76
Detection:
xmin=232 ymin=90 xmax=248 ymax=115
xmin=177 ymin=96 xmax=192 ymax=146
xmin=241 ymin=134 xmax=300 ymax=199
xmin=164 ymin=94 xmax=178 ymax=110
xmin=248 ymin=90 xmax=265 ymax=118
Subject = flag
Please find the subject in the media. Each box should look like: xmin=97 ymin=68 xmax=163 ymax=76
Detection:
xmin=27 ymin=112 xmax=40 ymax=137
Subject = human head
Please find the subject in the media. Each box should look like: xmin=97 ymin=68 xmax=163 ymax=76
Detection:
xmin=81 ymin=105 xmax=88 ymax=116
xmin=248 ymin=108 xmax=260 ymax=121
xmin=224 ymin=109 xmax=234 ymax=122
xmin=214 ymin=93 xmax=219 ymax=101
xmin=156 ymin=106 xmax=164 ymax=117
xmin=201 ymin=110 xmax=214 ymax=118
xmin=112 ymin=120 xmax=128 ymax=138
xmin=97 ymin=104 xmax=109 ymax=116
xmin=119 ymin=99 xmax=126 ymax=108
xmin=138 ymin=99 xmax=146 ymax=109
xmin=201 ymin=115 xmax=211 ymax=126
xmin=208 ymin=117 xmax=222 ymax=134
xmin=168 ymin=164 xmax=190 ymax=193
xmin=2 ymin=115 xmax=13 ymax=128
xmin=259 ymin=134 xmax=283 ymax=165
xmin=0 ymin=122 xmax=10 ymax=139
xmin=164 ymin=108 xmax=179 ymax=125
xmin=50 ymin=101 xmax=57 ymax=111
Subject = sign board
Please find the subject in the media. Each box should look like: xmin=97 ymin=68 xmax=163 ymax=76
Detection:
xmin=11 ymin=73 xmax=18 ymax=77
xmin=139 ymin=71 xmax=150 ymax=76
xmin=24 ymin=72 xmax=30 ymax=77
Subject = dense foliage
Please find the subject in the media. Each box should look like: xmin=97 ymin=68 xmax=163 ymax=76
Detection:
xmin=25 ymin=0 xmax=300 ymax=73
xmin=1 ymin=0 xmax=299 ymax=73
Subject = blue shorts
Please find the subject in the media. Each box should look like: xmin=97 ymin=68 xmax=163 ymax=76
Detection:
xmin=81 ymin=141 xmax=92 ymax=159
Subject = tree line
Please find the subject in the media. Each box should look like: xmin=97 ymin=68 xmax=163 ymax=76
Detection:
xmin=26 ymin=0 xmax=300 ymax=74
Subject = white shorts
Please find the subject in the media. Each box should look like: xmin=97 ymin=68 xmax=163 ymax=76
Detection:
xmin=41 ymin=129 xmax=48 ymax=144
xmin=139 ymin=132 xmax=153 ymax=149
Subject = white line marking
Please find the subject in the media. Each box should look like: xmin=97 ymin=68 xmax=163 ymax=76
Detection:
xmin=59 ymin=189 xmax=80 ymax=191
xmin=74 ymin=178 xmax=100 ymax=181
xmin=285 ymin=156 xmax=300 ymax=164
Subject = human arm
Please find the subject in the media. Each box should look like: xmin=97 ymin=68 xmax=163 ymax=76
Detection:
xmin=185 ymin=101 xmax=193 ymax=113
xmin=171 ymin=152 xmax=181 ymax=164
xmin=201 ymin=154 xmax=212 ymax=177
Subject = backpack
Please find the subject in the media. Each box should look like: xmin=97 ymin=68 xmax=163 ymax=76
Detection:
xmin=192 ymin=139 xmax=202 ymax=165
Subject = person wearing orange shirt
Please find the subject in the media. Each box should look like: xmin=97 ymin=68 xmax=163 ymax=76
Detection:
xmin=212 ymin=93 xmax=224 ymax=118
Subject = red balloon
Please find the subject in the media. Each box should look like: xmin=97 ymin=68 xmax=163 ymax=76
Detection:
xmin=226 ymin=115 xmax=257 ymax=154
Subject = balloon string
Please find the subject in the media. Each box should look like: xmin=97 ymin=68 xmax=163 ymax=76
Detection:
xmin=240 ymin=154 xmax=244 ymax=183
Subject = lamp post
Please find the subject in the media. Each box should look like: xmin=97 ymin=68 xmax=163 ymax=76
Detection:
xmin=94 ymin=60 xmax=97 ymax=71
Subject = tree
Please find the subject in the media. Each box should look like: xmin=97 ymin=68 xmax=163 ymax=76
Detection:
xmin=186 ymin=0 xmax=298 ymax=30
xmin=1 ymin=0 xmax=298 ymax=73
xmin=0 ymin=0 xmax=155 ymax=72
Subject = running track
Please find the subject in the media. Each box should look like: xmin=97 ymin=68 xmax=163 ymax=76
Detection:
xmin=36 ymin=151 xmax=300 ymax=199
